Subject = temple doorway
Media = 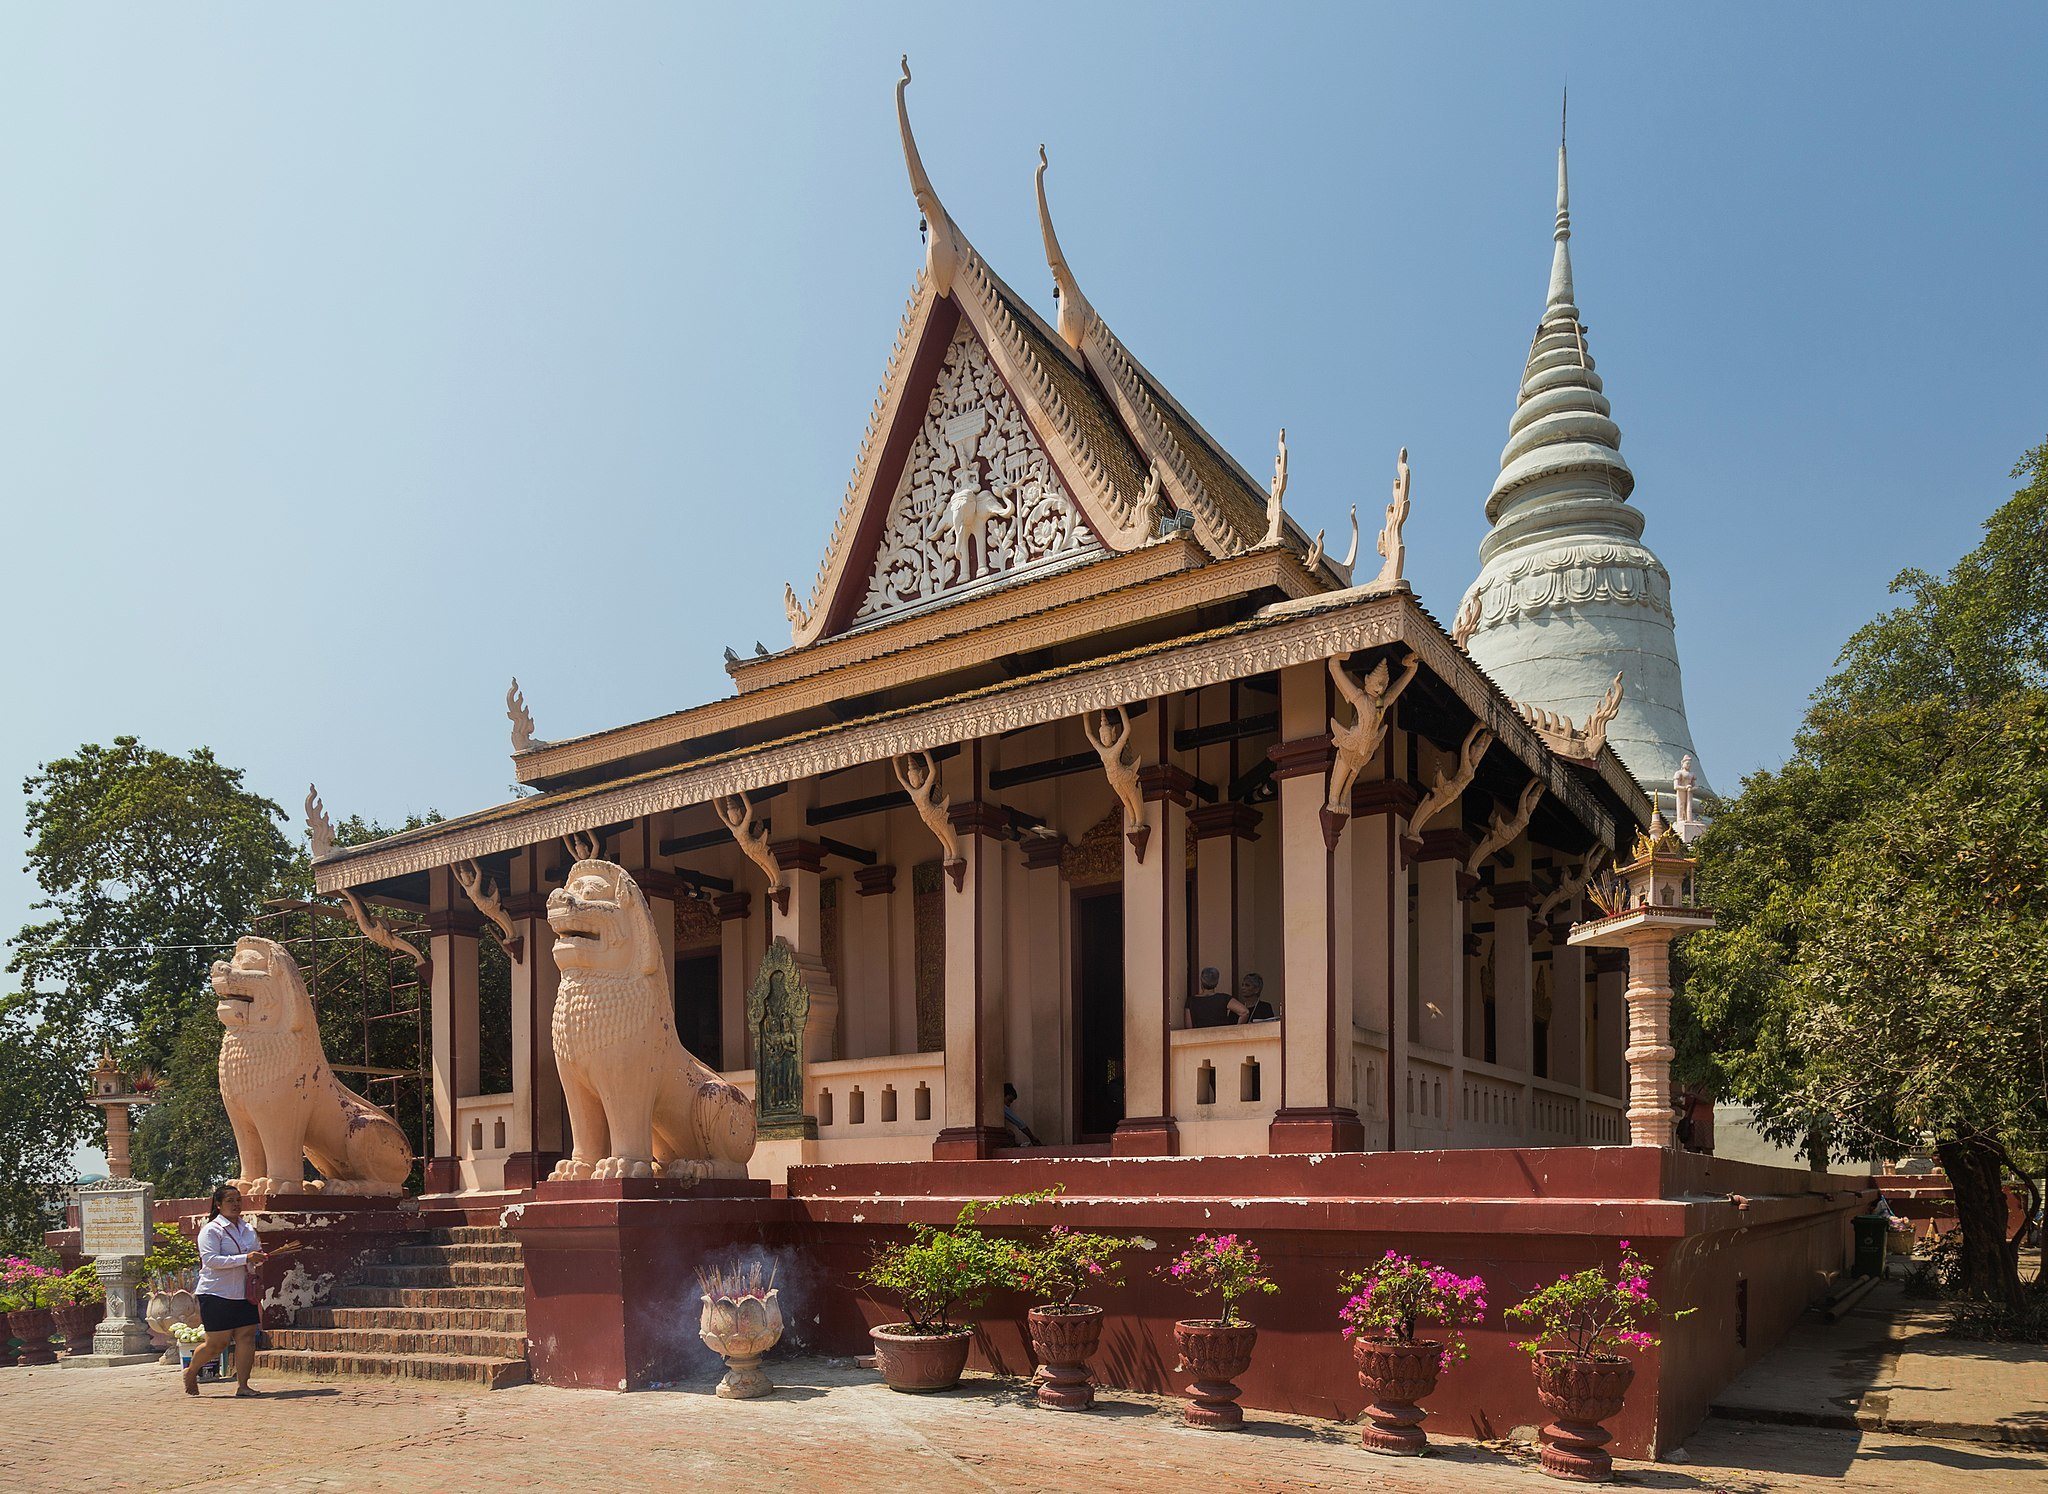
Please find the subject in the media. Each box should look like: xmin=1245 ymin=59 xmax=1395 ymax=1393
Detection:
xmin=674 ymin=951 xmax=721 ymax=1066
xmin=1073 ymin=888 xmax=1124 ymax=1141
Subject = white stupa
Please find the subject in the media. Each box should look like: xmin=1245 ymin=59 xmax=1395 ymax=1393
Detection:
xmin=1456 ymin=120 xmax=1710 ymax=795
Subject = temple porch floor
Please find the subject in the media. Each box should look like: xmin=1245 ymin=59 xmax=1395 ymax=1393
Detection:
xmin=11 ymin=1358 xmax=2045 ymax=1492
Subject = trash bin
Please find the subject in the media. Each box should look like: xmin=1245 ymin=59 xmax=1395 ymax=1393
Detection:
xmin=1852 ymin=1214 xmax=1889 ymax=1278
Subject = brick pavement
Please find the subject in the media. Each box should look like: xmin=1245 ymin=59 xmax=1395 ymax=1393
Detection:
xmin=7 ymin=1357 xmax=2048 ymax=1492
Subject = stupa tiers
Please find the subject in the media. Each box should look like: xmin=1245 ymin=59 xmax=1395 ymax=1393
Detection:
xmin=1455 ymin=120 xmax=1711 ymax=797
xmin=276 ymin=68 xmax=1864 ymax=1456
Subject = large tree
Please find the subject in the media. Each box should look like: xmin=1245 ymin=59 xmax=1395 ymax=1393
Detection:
xmin=0 ymin=993 xmax=92 ymax=1253
xmin=1682 ymin=440 xmax=2048 ymax=1306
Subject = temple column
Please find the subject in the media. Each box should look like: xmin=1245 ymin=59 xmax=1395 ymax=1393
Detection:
xmin=1621 ymin=935 xmax=1679 ymax=1148
xmin=1546 ymin=920 xmax=1587 ymax=1091
xmin=1112 ymin=719 xmax=1191 ymax=1156
xmin=1019 ymin=834 xmax=1069 ymax=1142
xmin=1592 ymin=950 xmax=1628 ymax=1100
xmin=425 ymin=866 xmax=481 ymax=1194
xmin=1351 ymin=777 xmax=1417 ymax=1149
xmin=1188 ymin=803 xmax=1258 ymax=993
xmin=1492 ymin=882 xmax=1534 ymax=1140
xmin=768 ymin=839 xmax=840 ymax=1063
xmin=1410 ymin=832 xmax=1470 ymax=1063
xmin=716 ymin=892 xmax=755 ymax=1070
xmin=1267 ymin=662 xmax=1363 ymax=1153
xmin=934 ymin=796 xmax=1010 ymax=1158
xmin=852 ymin=865 xmax=898 ymax=1058
xmin=504 ymin=847 xmax=564 ymax=1188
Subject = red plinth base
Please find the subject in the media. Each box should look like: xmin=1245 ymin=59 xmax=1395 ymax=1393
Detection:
xmin=534 ymin=1177 xmax=772 ymax=1203
xmin=1109 ymin=1116 xmax=1179 ymax=1156
xmin=1267 ymin=1107 xmax=1365 ymax=1154
xmin=931 ymin=1126 xmax=1011 ymax=1160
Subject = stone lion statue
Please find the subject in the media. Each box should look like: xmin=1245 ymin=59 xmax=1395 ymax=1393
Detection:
xmin=212 ymin=935 xmax=413 ymax=1196
xmin=547 ymin=858 xmax=756 ymax=1182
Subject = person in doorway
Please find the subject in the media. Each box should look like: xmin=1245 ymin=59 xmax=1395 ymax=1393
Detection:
xmin=184 ymin=1183 xmax=271 ymax=1396
xmin=1003 ymin=1083 xmax=1041 ymax=1147
xmin=1230 ymin=973 xmax=1277 ymax=1023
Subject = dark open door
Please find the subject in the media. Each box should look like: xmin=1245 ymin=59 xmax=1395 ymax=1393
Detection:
xmin=1073 ymin=889 xmax=1125 ymax=1141
xmin=675 ymin=951 xmax=722 ymax=1065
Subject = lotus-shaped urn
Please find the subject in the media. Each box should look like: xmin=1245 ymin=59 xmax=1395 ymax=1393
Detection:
xmin=699 ymin=1288 xmax=783 ymax=1399
xmin=145 ymin=1272 xmax=201 ymax=1365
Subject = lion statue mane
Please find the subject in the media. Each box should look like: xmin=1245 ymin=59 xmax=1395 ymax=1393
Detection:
xmin=212 ymin=934 xmax=413 ymax=1197
xmin=548 ymin=858 xmax=756 ymax=1181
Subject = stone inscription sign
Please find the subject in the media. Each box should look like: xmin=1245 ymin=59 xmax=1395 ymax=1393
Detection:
xmin=80 ymin=1187 xmax=150 ymax=1259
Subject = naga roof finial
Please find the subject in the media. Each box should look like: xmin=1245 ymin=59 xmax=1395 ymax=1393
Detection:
xmin=1035 ymin=144 xmax=1096 ymax=352
xmin=897 ymin=56 xmax=959 ymax=295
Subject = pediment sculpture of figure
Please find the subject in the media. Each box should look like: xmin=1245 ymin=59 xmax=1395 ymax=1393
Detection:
xmin=746 ymin=938 xmax=814 ymax=1139
xmin=546 ymin=858 xmax=757 ymax=1182
xmin=213 ymin=936 xmax=412 ymax=1197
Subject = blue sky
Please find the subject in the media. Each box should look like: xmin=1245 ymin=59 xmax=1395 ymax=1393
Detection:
xmin=4 ymin=0 xmax=2045 ymax=1020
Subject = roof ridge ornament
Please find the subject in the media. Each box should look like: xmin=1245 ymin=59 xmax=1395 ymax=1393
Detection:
xmin=1263 ymin=428 xmax=1288 ymax=547
xmin=1035 ymin=145 xmax=1097 ymax=352
xmin=507 ymin=678 xmax=540 ymax=754
xmin=897 ymin=57 xmax=959 ymax=296
xmin=306 ymin=785 xmax=336 ymax=861
xmin=1513 ymin=671 xmax=1624 ymax=760
xmin=1374 ymin=447 xmax=1412 ymax=589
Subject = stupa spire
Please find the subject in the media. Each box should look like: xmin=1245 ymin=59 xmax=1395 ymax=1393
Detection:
xmin=1457 ymin=112 xmax=1711 ymax=796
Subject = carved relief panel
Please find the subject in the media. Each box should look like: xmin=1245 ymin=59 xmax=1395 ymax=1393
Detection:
xmin=856 ymin=323 xmax=1102 ymax=624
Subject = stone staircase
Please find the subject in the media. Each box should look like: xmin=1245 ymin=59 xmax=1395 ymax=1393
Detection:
xmin=255 ymin=1225 xmax=530 ymax=1388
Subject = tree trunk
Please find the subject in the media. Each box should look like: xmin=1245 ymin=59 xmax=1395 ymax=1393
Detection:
xmin=1934 ymin=1132 xmax=2021 ymax=1308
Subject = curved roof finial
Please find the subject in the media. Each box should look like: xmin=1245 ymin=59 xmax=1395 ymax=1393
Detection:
xmin=1548 ymin=88 xmax=1575 ymax=311
xmin=897 ymin=55 xmax=959 ymax=295
xmin=1035 ymin=144 xmax=1095 ymax=351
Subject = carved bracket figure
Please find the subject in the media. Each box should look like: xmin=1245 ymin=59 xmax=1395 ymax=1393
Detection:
xmin=338 ymin=888 xmax=430 ymax=989
xmin=1374 ymin=447 xmax=1412 ymax=589
xmin=546 ymin=858 xmax=756 ymax=1182
xmin=213 ymin=936 xmax=412 ymax=1198
xmin=717 ymin=792 xmax=787 ymax=912
xmin=1323 ymin=649 xmax=1420 ymax=847
xmin=1466 ymin=778 xmax=1546 ymax=877
xmin=1262 ymin=427 xmax=1288 ymax=547
xmin=1083 ymin=704 xmax=1149 ymax=861
xmin=1410 ymin=723 xmax=1495 ymax=842
xmin=563 ymin=829 xmax=603 ymax=863
xmin=1535 ymin=845 xmax=1608 ymax=927
xmin=454 ymin=859 xmax=524 ymax=963
xmin=892 ymin=751 xmax=964 ymax=890
xmin=1514 ymin=672 xmax=1625 ymax=761
xmin=305 ymin=785 xmax=336 ymax=861
xmin=507 ymin=679 xmax=540 ymax=754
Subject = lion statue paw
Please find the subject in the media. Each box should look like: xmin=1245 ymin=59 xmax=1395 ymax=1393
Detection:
xmin=662 ymin=1159 xmax=712 ymax=1184
xmin=592 ymin=1156 xmax=657 ymax=1180
xmin=547 ymin=1159 xmax=594 ymax=1182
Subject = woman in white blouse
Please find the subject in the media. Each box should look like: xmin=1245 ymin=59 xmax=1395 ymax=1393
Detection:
xmin=184 ymin=1183 xmax=271 ymax=1396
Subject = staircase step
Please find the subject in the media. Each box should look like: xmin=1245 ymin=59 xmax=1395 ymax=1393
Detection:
xmin=384 ymin=1242 xmax=524 ymax=1266
xmin=267 ymin=1326 xmax=527 ymax=1358
xmin=254 ymin=1348 xmax=529 ymax=1389
xmin=295 ymin=1306 xmax=525 ymax=1334
xmin=359 ymin=1261 xmax=525 ymax=1288
xmin=332 ymin=1284 xmax=526 ymax=1311
xmin=428 ymin=1226 xmax=512 ymax=1246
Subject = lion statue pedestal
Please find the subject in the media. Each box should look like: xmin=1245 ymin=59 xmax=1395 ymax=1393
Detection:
xmin=545 ymin=858 xmax=756 ymax=1183
xmin=213 ymin=936 xmax=413 ymax=1199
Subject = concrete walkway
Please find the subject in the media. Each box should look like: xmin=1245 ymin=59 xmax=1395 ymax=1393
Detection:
xmin=8 ymin=1355 xmax=2048 ymax=1491
xmin=1713 ymin=1279 xmax=2048 ymax=1448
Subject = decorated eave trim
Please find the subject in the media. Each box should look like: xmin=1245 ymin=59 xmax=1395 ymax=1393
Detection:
xmin=314 ymin=588 xmax=1620 ymax=892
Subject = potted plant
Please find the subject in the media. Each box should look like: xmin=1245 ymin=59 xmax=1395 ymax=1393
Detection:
xmin=1015 ymin=1201 xmax=1150 ymax=1411
xmin=50 ymin=1263 xmax=106 ymax=1355
xmin=1505 ymin=1240 xmax=1689 ymax=1482
xmin=860 ymin=1192 xmax=1039 ymax=1393
xmin=1338 ymin=1251 xmax=1488 ymax=1455
xmin=1156 ymin=1232 xmax=1277 ymax=1429
xmin=1 ymin=1257 xmax=61 ymax=1366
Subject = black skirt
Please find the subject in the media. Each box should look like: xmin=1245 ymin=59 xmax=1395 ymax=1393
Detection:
xmin=197 ymin=1292 xmax=259 ymax=1333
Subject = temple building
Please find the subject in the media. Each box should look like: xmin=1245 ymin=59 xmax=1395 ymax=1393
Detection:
xmin=311 ymin=69 xmax=1664 ymax=1188
xmin=1455 ymin=131 xmax=1711 ymax=796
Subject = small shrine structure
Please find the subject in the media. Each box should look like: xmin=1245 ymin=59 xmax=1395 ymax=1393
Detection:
xmin=86 ymin=1047 xmax=156 ymax=1181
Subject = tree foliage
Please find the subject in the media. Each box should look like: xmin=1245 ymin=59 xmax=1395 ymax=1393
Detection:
xmin=1681 ymin=440 xmax=2048 ymax=1304
xmin=0 ymin=994 xmax=91 ymax=1254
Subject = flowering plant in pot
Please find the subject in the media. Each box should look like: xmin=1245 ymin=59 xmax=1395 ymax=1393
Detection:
xmin=49 ymin=1263 xmax=106 ymax=1354
xmin=1337 ymin=1251 xmax=1488 ymax=1455
xmin=1156 ymin=1233 xmax=1277 ymax=1429
xmin=1 ymin=1257 xmax=62 ymax=1366
xmin=1505 ymin=1241 xmax=1690 ymax=1482
xmin=859 ymin=1191 xmax=1043 ymax=1393
xmin=1014 ymin=1194 xmax=1151 ymax=1411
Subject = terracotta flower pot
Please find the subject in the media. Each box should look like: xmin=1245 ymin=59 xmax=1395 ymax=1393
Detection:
xmin=1173 ymin=1319 xmax=1258 ymax=1430
xmin=870 ymin=1323 xmax=974 ymax=1394
xmin=7 ymin=1308 xmax=57 ymax=1366
xmin=53 ymin=1303 xmax=105 ymax=1355
xmin=1027 ymin=1304 xmax=1104 ymax=1411
xmin=1352 ymin=1337 xmax=1445 ymax=1455
xmin=1532 ymin=1351 xmax=1636 ymax=1482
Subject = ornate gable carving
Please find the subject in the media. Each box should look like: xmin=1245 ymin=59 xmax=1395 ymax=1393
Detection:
xmin=855 ymin=323 xmax=1103 ymax=625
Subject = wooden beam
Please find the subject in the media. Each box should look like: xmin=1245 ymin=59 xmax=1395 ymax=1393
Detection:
xmin=1174 ymin=712 xmax=1278 ymax=753
xmin=819 ymin=836 xmax=879 ymax=867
